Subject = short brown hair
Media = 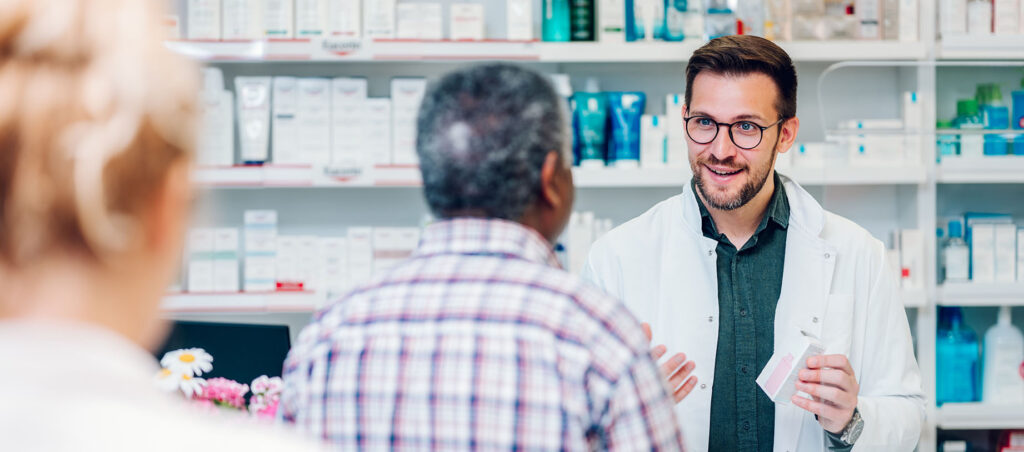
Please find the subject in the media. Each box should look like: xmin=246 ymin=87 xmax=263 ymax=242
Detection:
xmin=685 ymin=35 xmax=798 ymax=120
xmin=0 ymin=0 xmax=199 ymax=266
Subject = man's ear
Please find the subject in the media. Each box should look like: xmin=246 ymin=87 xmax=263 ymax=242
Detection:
xmin=538 ymin=150 xmax=567 ymax=209
xmin=776 ymin=116 xmax=800 ymax=154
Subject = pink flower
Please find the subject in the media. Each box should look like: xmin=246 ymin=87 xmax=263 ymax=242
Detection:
xmin=194 ymin=377 xmax=249 ymax=410
xmin=252 ymin=398 xmax=280 ymax=420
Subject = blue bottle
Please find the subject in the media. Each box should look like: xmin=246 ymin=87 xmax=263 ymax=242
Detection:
xmin=607 ymin=92 xmax=646 ymax=168
xmin=937 ymin=307 xmax=980 ymax=405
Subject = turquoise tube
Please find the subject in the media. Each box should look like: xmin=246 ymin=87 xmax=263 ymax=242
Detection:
xmin=543 ymin=0 xmax=571 ymax=42
xmin=573 ymin=92 xmax=608 ymax=167
xmin=607 ymin=92 xmax=646 ymax=167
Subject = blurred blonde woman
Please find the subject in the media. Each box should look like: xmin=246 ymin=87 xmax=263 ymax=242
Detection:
xmin=0 ymin=0 xmax=317 ymax=450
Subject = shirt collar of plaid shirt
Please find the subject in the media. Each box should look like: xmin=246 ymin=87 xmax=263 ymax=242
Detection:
xmin=415 ymin=217 xmax=562 ymax=268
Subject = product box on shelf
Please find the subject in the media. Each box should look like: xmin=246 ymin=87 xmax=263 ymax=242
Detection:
xmin=319 ymin=237 xmax=350 ymax=301
xmin=363 ymin=0 xmax=396 ymax=39
xmin=295 ymin=0 xmax=328 ymax=37
xmin=995 ymin=223 xmax=1019 ymax=283
xmin=187 ymin=228 xmax=215 ymax=293
xmin=391 ymin=78 xmax=427 ymax=165
xmin=264 ymin=0 xmax=295 ymax=38
xmin=331 ymin=77 xmax=369 ymax=168
xmin=198 ymin=89 xmax=235 ymax=166
xmin=328 ymin=0 xmax=361 ymax=37
xmin=364 ymin=99 xmax=393 ymax=165
xmin=272 ymin=77 xmax=299 ymax=164
xmin=222 ymin=0 xmax=264 ymax=40
xmin=187 ymin=0 xmax=222 ymax=40
xmin=347 ymin=227 xmax=374 ymax=285
xmin=450 ymin=3 xmax=486 ymax=41
xmin=235 ymin=77 xmax=272 ymax=164
xmin=297 ymin=78 xmax=332 ymax=166
xmin=213 ymin=228 xmax=240 ymax=293
xmin=244 ymin=210 xmax=278 ymax=292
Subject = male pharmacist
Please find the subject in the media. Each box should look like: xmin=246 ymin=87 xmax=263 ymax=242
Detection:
xmin=583 ymin=35 xmax=925 ymax=452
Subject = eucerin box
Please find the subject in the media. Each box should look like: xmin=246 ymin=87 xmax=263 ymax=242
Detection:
xmin=995 ymin=223 xmax=1018 ymax=283
xmin=295 ymin=0 xmax=328 ymax=37
xmin=390 ymin=78 xmax=428 ymax=165
xmin=244 ymin=210 xmax=278 ymax=292
xmin=272 ymin=77 xmax=300 ymax=164
xmin=331 ymin=78 xmax=369 ymax=167
xmin=757 ymin=330 xmax=825 ymax=404
xmin=187 ymin=229 xmax=215 ymax=293
xmin=363 ymin=0 xmax=396 ymax=38
xmin=347 ymin=227 xmax=375 ymax=285
xmin=319 ymin=237 xmax=350 ymax=301
xmin=363 ymin=98 xmax=393 ymax=165
xmin=328 ymin=0 xmax=361 ymax=37
xmin=275 ymin=235 xmax=301 ymax=290
xmin=297 ymin=78 xmax=332 ymax=165
xmin=450 ymin=4 xmax=485 ymax=40
xmin=212 ymin=228 xmax=240 ymax=293
xmin=298 ymin=235 xmax=320 ymax=292
xmin=187 ymin=0 xmax=222 ymax=40
xmin=264 ymin=0 xmax=295 ymax=38
xmin=198 ymin=90 xmax=235 ymax=166
xmin=222 ymin=0 xmax=264 ymax=40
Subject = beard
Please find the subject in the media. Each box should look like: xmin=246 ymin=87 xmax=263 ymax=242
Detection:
xmin=691 ymin=145 xmax=777 ymax=211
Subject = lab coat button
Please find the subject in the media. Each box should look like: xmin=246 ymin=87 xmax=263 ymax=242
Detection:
xmin=708 ymin=316 xmax=714 ymax=323
xmin=825 ymin=253 xmax=831 ymax=259
xmin=813 ymin=316 xmax=819 ymax=323
xmin=700 ymin=384 xmax=707 ymax=390
xmin=708 ymin=249 xmax=713 ymax=256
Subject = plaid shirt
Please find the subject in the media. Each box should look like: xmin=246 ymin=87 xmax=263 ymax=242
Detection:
xmin=281 ymin=218 xmax=684 ymax=451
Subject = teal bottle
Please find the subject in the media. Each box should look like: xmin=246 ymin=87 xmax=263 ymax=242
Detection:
xmin=937 ymin=307 xmax=980 ymax=405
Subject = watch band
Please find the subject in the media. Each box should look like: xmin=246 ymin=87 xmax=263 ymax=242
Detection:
xmin=840 ymin=408 xmax=864 ymax=445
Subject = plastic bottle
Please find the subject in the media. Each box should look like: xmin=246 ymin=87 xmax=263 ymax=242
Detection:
xmin=982 ymin=306 xmax=1024 ymax=404
xmin=543 ymin=0 xmax=572 ymax=41
xmin=955 ymin=99 xmax=985 ymax=158
xmin=937 ymin=306 xmax=980 ymax=405
xmin=944 ymin=220 xmax=970 ymax=283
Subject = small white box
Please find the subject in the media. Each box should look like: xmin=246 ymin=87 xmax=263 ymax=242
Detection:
xmin=972 ymin=223 xmax=997 ymax=283
xmin=507 ymin=0 xmax=533 ymax=40
xmin=396 ymin=3 xmax=443 ymax=40
xmin=898 ymin=0 xmax=919 ymax=41
xmin=900 ymin=229 xmax=924 ymax=290
xmin=187 ymin=229 xmax=216 ymax=293
xmin=396 ymin=4 xmax=422 ymax=39
xmin=348 ymin=227 xmax=375 ymax=284
xmin=420 ymin=4 xmax=444 ymax=40
xmin=296 ymin=0 xmax=329 ymax=37
xmin=198 ymin=90 xmax=235 ymax=166
xmin=391 ymin=78 xmax=428 ymax=165
xmin=319 ymin=237 xmax=350 ymax=299
xmin=272 ymin=77 xmax=300 ymax=164
xmin=641 ymin=115 xmax=668 ymax=168
xmin=331 ymin=78 xmax=369 ymax=167
xmin=363 ymin=0 xmax=397 ymax=38
xmin=244 ymin=256 xmax=277 ymax=292
xmin=275 ymin=236 xmax=303 ymax=290
xmin=856 ymin=0 xmax=882 ymax=39
xmin=222 ymin=0 xmax=265 ymax=40
xmin=244 ymin=210 xmax=277 ymax=292
xmin=297 ymin=78 xmax=333 ymax=165
xmin=450 ymin=4 xmax=485 ymax=40
xmin=212 ymin=228 xmax=240 ymax=293
xmin=994 ymin=0 xmax=1021 ymax=34
xmin=328 ymin=0 xmax=362 ymax=37
xmin=664 ymin=94 xmax=687 ymax=168
xmin=995 ymin=224 xmax=1018 ymax=283
xmin=264 ymin=0 xmax=295 ymax=38
xmin=757 ymin=330 xmax=825 ymax=404
xmin=364 ymin=98 xmax=393 ymax=165
xmin=188 ymin=0 xmax=222 ymax=40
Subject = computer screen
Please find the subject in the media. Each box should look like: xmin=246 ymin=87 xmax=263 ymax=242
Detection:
xmin=155 ymin=321 xmax=292 ymax=385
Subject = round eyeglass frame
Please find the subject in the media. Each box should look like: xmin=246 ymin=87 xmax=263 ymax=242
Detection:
xmin=682 ymin=116 xmax=786 ymax=150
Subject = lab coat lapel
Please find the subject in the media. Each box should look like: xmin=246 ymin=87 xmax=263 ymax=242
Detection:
xmin=773 ymin=175 xmax=838 ymax=452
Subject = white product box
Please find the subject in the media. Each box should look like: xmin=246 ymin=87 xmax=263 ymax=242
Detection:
xmin=995 ymin=223 xmax=1018 ymax=283
xmin=188 ymin=0 xmax=222 ymax=40
xmin=391 ymin=78 xmax=428 ymax=165
xmin=757 ymin=330 xmax=825 ymax=404
xmin=265 ymin=0 xmax=295 ymax=38
xmin=940 ymin=0 xmax=968 ymax=36
xmin=244 ymin=210 xmax=278 ymax=292
xmin=898 ymin=0 xmax=918 ymax=41
xmin=223 ymin=0 xmax=265 ymax=40
xmin=900 ymin=229 xmax=924 ymax=290
xmin=328 ymin=0 xmax=362 ymax=37
xmin=319 ymin=237 xmax=350 ymax=300
xmin=450 ymin=4 xmax=486 ymax=40
xmin=599 ymin=0 xmax=626 ymax=42
xmin=272 ymin=77 xmax=300 ymax=164
xmin=972 ymin=223 xmax=997 ymax=283
xmin=396 ymin=4 xmax=422 ymax=39
xmin=188 ymin=229 xmax=216 ymax=293
xmin=235 ymin=77 xmax=273 ymax=163
xmin=856 ymin=0 xmax=882 ymax=39
xmin=665 ymin=94 xmax=687 ymax=168
xmin=903 ymin=92 xmax=921 ymax=131
xmin=213 ymin=228 xmax=240 ymax=293
xmin=396 ymin=3 xmax=443 ymax=40
xmin=348 ymin=227 xmax=375 ymax=284
xmin=296 ymin=0 xmax=329 ymax=37
xmin=275 ymin=236 xmax=302 ymax=290
xmin=364 ymin=0 xmax=397 ymax=38
xmin=372 ymin=227 xmax=421 ymax=273
xmin=331 ymin=78 xmax=369 ymax=168
xmin=364 ymin=99 xmax=393 ymax=165
xmin=198 ymin=90 xmax=235 ymax=166
xmin=1017 ymin=228 xmax=1024 ymax=282
xmin=298 ymin=78 xmax=333 ymax=165
xmin=995 ymin=0 xmax=1021 ymax=34
xmin=641 ymin=115 xmax=668 ymax=168
xmin=298 ymin=235 xmax=320 ymax=292
xmin=507 ymin=0 xmax=534 ymax=40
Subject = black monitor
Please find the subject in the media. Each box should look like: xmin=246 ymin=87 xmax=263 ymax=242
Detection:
xmin=155 ymin=321 xmax=292 ymax=384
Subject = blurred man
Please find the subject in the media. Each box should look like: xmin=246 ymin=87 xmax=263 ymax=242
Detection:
xmin=281 ymin=63 xmax=684 ymax=451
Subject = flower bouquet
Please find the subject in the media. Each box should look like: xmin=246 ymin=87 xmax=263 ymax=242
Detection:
xmin=155 ymin=348 xmax=283 ymax=420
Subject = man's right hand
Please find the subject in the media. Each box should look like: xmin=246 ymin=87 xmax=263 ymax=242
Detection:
xmin=642 ymin=322 xmax=698 ymax=404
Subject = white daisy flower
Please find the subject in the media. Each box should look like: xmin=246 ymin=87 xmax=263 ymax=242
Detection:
xmin=154 ymin=368 xmax=180 ymax=392
xmin=160 ymin=348 xmax=213 ymax=377
xmin=178 ymin=374 xmax=206 ymax=398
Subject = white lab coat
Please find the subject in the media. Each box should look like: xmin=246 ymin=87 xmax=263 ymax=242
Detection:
xmin=582 ymin=175 xmax=925 ymax=452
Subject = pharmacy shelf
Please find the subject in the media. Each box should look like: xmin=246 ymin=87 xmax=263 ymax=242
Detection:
xmin=937 ymin=403 xmax=1024 ymax=430
xmin=938 ymin=282 xmax=1024 ymax=307
xmin=937 ymin=156 xmax=1024 ymax=184
xmin=193 ymin=164 xmax=422 ymax=188
xmin=783 ymin=165 xmax=928 ymax=186
xmin=162 ymin=291 xmax=322 ymax=313
xmin=167 ymin=38 xmax=927 ymax=63
xmin=938 ymin=35 xmax=1024 ymax=60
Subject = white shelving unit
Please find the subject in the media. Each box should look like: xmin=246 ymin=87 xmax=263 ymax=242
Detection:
xmin=163 ymin=291 xmax=322 ymax=313
xmin=938 ymin=156 xmax=1024 ymax=184
xmin=939 ymin=35 xmax=1024 ymax=60
xmin=937 ymin=403 xmax=1024 ymax=430
xmin=938 ymin=283 xmax=1024 ymax=306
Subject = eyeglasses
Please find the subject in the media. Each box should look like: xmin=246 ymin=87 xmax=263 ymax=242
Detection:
xmin=683 ymin=116 xmax=786 ymax=150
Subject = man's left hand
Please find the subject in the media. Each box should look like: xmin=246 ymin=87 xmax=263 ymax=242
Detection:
xmin=791 ymin=354 xmax=859 ymax=434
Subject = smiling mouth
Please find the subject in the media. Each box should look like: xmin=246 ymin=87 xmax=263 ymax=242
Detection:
xmin=706 ymin=165 xmax=743 ymax=177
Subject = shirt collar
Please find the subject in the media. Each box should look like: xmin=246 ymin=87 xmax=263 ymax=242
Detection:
xmin=415 ymin=218 xmax=562 ymax=269
xmin=694 ymin=171 xmax=791 ymax=241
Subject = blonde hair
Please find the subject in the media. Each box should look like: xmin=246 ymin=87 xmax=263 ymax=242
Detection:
xmin=0 ymin=0 xmax=199 ymax=266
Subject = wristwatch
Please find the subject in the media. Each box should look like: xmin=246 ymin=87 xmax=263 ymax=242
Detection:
xmin=840 ymin=408 xmax=864 ymax=445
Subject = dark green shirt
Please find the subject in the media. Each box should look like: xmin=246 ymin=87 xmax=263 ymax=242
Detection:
xmin=698 ymin=173 xmax=789 ymax=452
